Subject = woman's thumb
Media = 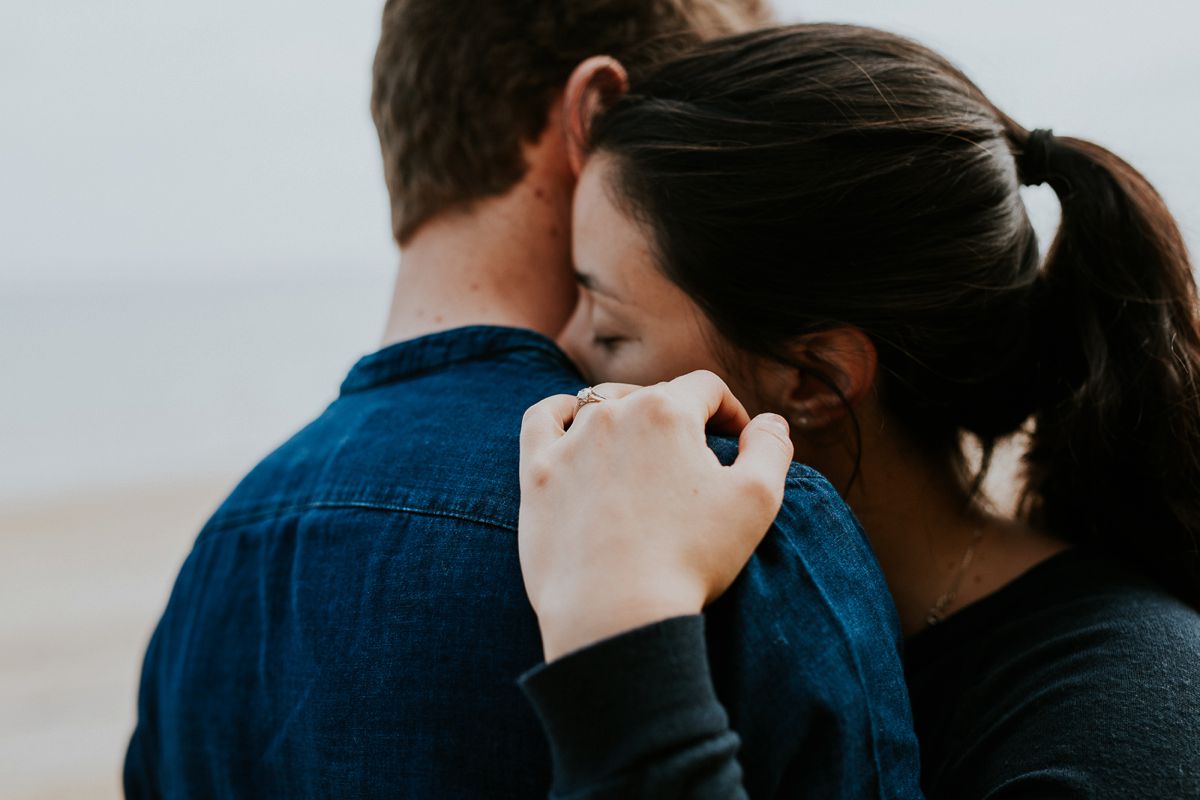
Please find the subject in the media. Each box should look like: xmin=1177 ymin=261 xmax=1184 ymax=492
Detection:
xmin=732 ymin=413 xmax=793 ymax=509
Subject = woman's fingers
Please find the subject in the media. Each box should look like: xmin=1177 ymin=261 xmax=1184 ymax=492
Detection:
xmin=665 ymin=370 xmax=752 ymax=435
xmin=561 ymin=382 xmax=642 ymax=427
xmin=557 ymin=371 xmax=752 ymax=445
xmin=732 ymin=413 xmax=794 ymax=512
xmin=582 ymin=382 xmax=642 ymax=405
xmin=520 ymin=394 xmax=579 ymax=455
xmin=521 ymin=383 xmax=646 ymax=455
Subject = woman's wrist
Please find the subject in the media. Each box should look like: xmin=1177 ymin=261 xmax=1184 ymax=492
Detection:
xmin=536 ymin=578 xmax=706 ymax=662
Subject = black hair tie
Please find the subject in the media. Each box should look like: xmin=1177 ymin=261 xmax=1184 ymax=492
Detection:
xmin=1019 ymin=128 xmax=1055 ymax=186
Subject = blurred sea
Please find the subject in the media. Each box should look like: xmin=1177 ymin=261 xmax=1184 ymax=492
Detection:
xmin=2 ymin=0 xmax=1197 ymax=508
xmin=3 ymin=0 xmax=1199 ymax=507
xmin=0 ymin=274 xmax=392 ymax=507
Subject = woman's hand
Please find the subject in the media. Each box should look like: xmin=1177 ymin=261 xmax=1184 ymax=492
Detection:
xmin=519 ymin=370 xmax=794 ymax=661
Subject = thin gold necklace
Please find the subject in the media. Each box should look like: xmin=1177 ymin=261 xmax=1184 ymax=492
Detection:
xmin=925 ymin=526 xmax=985 ymax=627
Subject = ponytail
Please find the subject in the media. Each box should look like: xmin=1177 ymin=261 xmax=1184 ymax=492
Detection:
xmin=1010 ymin=126 xmax=1200 ymax=607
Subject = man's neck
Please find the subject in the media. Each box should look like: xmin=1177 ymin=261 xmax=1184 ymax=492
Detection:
xmin=380 ymin=176 xmax=578 ymax=348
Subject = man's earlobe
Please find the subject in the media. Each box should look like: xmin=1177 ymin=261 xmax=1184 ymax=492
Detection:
xmin=562 ymin=56 xmax=630 ymax=176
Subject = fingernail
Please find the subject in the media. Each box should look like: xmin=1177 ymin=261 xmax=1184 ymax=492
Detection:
xmin=759 ymin=413 xmax=790 ymax=437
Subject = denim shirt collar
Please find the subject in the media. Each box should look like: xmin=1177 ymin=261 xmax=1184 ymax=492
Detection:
xmin=339 ymin=325 xmax=579 ymax=395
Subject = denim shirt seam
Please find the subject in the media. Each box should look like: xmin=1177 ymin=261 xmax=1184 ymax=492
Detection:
xmin=197 ymin=500 xmax=517 ymax=543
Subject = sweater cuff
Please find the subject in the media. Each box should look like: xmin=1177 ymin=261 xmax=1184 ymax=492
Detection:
xmin=518 ymin=614 xmax=729 ymax=793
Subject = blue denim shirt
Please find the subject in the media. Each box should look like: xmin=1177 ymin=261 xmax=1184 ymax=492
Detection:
xmin=126 ymin=325 xmax=921 ymax=798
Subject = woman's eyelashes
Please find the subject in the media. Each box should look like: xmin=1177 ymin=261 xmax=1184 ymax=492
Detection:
xmin=592 ymin=334 xmax=626 ymax=353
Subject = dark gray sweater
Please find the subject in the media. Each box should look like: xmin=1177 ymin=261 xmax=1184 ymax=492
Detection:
xmin=520 ymin=547 xmax=1200 ymax=798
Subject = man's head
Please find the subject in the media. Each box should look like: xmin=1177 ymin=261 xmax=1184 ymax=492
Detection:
xmin=370 ymin=0 xmax=772 ymax=246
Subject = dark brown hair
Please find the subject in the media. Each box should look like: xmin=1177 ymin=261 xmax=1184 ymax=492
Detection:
xmin=369 ymin=0 xmax=772 ymax=244
xmin=590 ymin=24 xmax=1200 ymax=607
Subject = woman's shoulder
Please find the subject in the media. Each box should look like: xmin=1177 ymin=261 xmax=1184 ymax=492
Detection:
xmin=908 ymin=546 xmax=1200 ymax=798
xmin=911 ymin=544 xmax=1200 ymax=657
xmin=1000 ymin=561 xmax=1200 ymax=701
xmin=982 ymin=545 xmax=1199 ymax=669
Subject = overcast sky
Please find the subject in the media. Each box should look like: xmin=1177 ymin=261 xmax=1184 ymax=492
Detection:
xmin=2 ymin=0 xmax=1197 ymax=291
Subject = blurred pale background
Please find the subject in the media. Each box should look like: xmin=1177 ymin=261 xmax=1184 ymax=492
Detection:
xmin=1 ymin=1 xmax=1197 ymax=797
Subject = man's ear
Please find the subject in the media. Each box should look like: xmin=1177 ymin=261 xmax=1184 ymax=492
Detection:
xmin=766 ymin=328 xmax=878 ymax=430
xmin=562 ymin=56 xmax=629 ymax=177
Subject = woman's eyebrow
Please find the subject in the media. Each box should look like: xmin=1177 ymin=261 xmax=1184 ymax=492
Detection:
xmin=574 ymin=270 xmax=624 ymax=302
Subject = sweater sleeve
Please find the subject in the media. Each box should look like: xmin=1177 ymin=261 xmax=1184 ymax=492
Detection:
xmin=518 ymin=614 xmax=747 ymax=799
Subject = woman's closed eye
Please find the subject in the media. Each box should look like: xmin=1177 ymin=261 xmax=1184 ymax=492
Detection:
xmin=592 ymin=334 xmax=627 ymax=353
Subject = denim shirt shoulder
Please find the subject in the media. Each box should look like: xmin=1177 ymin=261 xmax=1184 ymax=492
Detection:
xmin=705 ymin=435 xmax=921 ymax=799
xmin=201 ymin=325 xmax=584 ymax=540
xmin=158 ymin=329 xmax=920 ymax=798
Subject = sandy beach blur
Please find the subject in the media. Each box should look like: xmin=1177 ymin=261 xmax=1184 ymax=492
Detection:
xmin=0 ymin=273 xmax=386 ymax=798
xmin=0 ymin=480 xmax=234 ymax=799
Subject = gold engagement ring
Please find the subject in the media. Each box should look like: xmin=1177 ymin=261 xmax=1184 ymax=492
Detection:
xmin=575 ymin=386 xmax=607 ymax=410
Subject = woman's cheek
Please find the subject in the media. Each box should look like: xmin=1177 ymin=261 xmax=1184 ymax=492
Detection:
xmin=579 ymin=347 xmax=626 ymax=385
xmin=577 ymin=352 xmax=608 ymax=384
xmin=600 ymin=346 xmax=674 ymax=387
xmin=555 ymin=301 xmax=600 ymax=374
xmin=559 ymin=331 xmax=621 ymax=384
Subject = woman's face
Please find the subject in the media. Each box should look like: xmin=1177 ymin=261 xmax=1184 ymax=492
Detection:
xmin=559 ymin=156 xmax=752 ymax=397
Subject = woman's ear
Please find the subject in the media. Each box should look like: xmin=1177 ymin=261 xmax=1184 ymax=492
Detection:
xmin=767 ymin=328 xmax=878 ymax=430
xmin=561 ymin=56 xmax=629 ymax=177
